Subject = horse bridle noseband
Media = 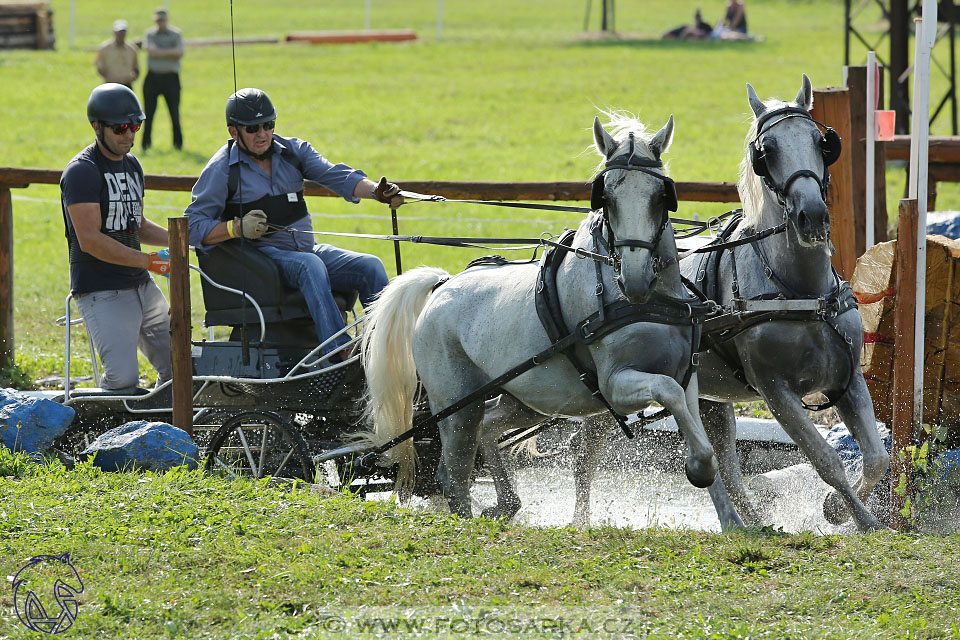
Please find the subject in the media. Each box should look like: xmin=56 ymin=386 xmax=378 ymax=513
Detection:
xmin=591 ymin=133 xmax=679 ymax=274
xmin=750 ymin=106 xmax=842 ymax=207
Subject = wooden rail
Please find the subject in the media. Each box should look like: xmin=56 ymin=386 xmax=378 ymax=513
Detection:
xmin=0 ymin=166 xmax=740 ymax=203
xmin=0 ymin=166 xmax=740 ymax=369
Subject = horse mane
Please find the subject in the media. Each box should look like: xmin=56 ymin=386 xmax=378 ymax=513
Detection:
xmin=738 ymin=97 xmax=795 ymax=228
xmin=591 ymin=110 xmax=661 ymax=176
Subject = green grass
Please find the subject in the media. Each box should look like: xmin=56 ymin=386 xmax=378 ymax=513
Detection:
xmin=4 ymin=0 xmax=960 ymax=383
xmin=1 ymin=454 xmax=959 ymax=639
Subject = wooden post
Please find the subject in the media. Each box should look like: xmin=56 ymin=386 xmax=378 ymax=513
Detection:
xmin=169 ymin=217 xmax=192 ymax=436
xmin=844 ymin=66 xmax=869 ymax=258
xmin=891 ymin=0 xmax=911 ymax=134
xmin=812 ymin=87 xmax=857 ymax=280
xmin=890 ymin=198 xmax=920 ymax=530
xmin=0 ymin=187 xmax=12 ymax=370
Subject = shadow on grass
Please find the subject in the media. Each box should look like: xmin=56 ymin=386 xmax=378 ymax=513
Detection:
xmin=566 ymin=33 xmax=764 ymax=51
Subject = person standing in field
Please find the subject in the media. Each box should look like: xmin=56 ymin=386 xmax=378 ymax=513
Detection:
xmin=95 ymin=20 xmax=139 ymax=88
xmin=184 ymin=88 xmax=402 ymax=362
xmin=142 ymin=8 xmax=184 ymax=151
xmin=60 ymin=83 xmax=172 ymax=392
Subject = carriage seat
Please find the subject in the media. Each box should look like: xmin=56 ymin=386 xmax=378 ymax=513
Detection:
xmin=198 ymin=239 xmax=358 ymax=333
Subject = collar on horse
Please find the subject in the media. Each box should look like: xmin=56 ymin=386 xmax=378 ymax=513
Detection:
xmin=534 ymin=228 xmax=711 ymax=437
xmin=694 ymin=212 xmax=861 ymax=411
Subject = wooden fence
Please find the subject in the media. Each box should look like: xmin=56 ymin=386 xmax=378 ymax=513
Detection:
xmin=0 ymin=167 xmax=742 ymax=368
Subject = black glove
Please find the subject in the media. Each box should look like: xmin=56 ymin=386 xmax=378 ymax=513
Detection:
xmin=373 ymin=176 xmax=401 ymax=203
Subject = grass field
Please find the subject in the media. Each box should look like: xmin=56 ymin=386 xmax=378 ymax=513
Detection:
xmin=3 ymin=0 xmax=956 ymax=383
xmin=1 ymin=454 xmax=959 ymax=639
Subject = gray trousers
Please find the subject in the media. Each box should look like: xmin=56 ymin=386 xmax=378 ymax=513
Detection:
xmin=74 ymin=279 xmax=172 ymax=392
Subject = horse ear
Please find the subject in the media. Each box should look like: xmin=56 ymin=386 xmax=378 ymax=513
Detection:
xmin=650 ymin=114 xmax=674 ymax=159
xmin=796 ymin=74 xmax=814 ymax=111
xmin=747 ymin=83 xmax=766 ymax=119
xmin=593 ymin=116 xmax=617 ymax=158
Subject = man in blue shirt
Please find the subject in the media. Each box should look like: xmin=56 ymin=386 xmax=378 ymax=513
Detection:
xmin=185 ymin=88 xmax=400 ymax=361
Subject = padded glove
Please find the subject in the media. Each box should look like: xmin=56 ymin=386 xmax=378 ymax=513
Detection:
xmin=231 ymin=209 xmax=269 ymax=239
xmin=373 ymin=176 xmax=402 ymax=204
xmin=147 ymin=249 xmax=170 ymax=276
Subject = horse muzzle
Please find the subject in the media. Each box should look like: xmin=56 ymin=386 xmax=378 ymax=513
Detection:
xmin=788 ymin=202 xmax=831 ymax=248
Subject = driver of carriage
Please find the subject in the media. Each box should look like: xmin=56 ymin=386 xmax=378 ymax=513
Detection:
xmin=185 ymin=88 xmax=403 ymax=362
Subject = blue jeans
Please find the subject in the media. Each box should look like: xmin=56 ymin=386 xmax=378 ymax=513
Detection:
xmin=257 ymin=243 xmax=389 ymax=352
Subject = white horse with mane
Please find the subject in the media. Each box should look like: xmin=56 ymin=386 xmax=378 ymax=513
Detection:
xmin=361 ymin=112 xmax=722 ymax=518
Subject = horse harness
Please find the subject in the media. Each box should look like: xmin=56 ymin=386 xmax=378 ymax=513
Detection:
xmin=689 ymin=212 xmax=860 ymax=411
xmin=750 ymin=106 xmax=841 ymax=207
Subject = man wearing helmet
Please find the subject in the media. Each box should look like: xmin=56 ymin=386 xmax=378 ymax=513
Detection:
xmin=60 ymin=83 xmax=173 ymax=392
xmin=186 ymin=88 xmax=401 ymax=362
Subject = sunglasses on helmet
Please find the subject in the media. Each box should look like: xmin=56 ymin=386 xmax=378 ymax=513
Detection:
xmin=102 ymin=122 xmax=141 ymax=135
xmin=241 ymin=120 xmax=275 ymax=134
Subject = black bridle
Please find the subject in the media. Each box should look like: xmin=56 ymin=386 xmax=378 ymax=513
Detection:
xmin=592 ymin=133 xmax=678 ymax=277
xmin=750 ymin=106 xmax=840 ymax=208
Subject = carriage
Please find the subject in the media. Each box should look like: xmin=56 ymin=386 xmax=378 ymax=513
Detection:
xmin=53 ymin=237 xmax=445 ymax=497
xmin=51 ymin=75 xmax=888 ymax=531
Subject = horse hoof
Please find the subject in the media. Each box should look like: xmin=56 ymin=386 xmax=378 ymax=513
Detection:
xmin=685 ymin=454 xmax=719 ymax=489
xmin=480 ymin=503 xmax=520 ymax=521
xmin=822 ymin=491 xmax=848 ymax=525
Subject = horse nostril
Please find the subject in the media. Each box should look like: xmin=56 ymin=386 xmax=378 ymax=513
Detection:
xmin=797 ymin=211 xmax=810 ymax=231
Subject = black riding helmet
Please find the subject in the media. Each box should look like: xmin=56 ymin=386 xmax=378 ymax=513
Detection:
xmin=87 ymin=83 xmax=145 ymax=124
xmin=226 ymin=88 xmax=277 ymax=126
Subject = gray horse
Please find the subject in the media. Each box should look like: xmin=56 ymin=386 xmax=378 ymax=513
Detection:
xmin=489 ymin=76 xmax=889 ymax=532
xmin=361 ymin=113 xmax=721 ymax=518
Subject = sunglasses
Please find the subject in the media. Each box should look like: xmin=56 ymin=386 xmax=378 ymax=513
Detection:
xmin=102 ymin=122 xmax=141 ymax=135
xmin=242 ymin=120 xmax=275 ymax=134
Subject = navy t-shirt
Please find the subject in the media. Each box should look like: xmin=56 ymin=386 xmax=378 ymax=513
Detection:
xmin=60 ymin=143 xmax=150 ymax=294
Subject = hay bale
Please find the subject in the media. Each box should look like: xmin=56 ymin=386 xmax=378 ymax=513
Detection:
xmin=851 ymin=235 xmax=960 ymax=431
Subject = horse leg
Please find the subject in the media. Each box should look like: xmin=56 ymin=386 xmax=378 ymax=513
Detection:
xmin=478 ymin=395 xmax=544 ymax=520
xmin=572 ymin=414 xmax=612 ymax=528
xmin=432 ymin=400 xmax=485 ymax=518
xmin=606 ymin=370 xmax=718 ymax=488
xmin=700 ymin=399 xmax=755 ymax=529
xmin=761 ymin=385 xmax=884 ymax=531
xmin=825 ymin=373 xmax=889 ymax=522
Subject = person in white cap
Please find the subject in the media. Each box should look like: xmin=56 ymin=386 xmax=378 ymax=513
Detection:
xmin=142 ymin=8 xmax=184 ymax=150
xmin=95 ymin=19 xmax=139 ymax=88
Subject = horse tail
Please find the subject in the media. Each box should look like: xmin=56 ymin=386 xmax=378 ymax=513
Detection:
xmin=361 ymin=266 xmax=450 ymax=497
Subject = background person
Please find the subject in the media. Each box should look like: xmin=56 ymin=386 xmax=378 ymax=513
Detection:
xmin=185 ymin=88 xmax=402 ymax=362
xmin=712 ymin=0 xmax=750 ymax=39
xmin=95 ymin=19 xmax=139 ymax=88
xmin=142 ymin=8 xmax=184 ymax=151
xmin=662 ymin=8 xmax=712 ymax=40
xmin=60 ymin=83 xmax=172 ymax=393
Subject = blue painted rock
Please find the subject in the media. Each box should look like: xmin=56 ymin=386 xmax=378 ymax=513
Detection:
xmin=81 ymin=421 xmax=198 ymax=472
xmin=0 ymin=388 xmax=76 ymax=453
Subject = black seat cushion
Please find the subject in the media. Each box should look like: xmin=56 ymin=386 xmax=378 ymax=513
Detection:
xmin=198 ymin=240 xmax=358 ymax=328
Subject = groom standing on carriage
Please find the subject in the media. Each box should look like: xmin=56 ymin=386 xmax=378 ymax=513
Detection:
xmin=185 ymin=88 xmax=404 ymax=361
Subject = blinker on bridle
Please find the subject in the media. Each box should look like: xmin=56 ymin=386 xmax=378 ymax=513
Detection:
xmin=750 ymin=106 xmax=842 ymax=207
xmin=591 ymin=133 xmax=679 ymax=271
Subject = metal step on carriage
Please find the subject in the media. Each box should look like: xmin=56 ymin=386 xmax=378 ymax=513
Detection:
xmin=52 ymin=238 xmax=444 ymax=497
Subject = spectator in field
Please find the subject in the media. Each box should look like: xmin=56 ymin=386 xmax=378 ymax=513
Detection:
xmin=185 ymin=88 xmax=402 ymax=362
xmin=142 ymin=8 xmax=184 ymax=151
xmin=95 ymin=20 xmax=139 ymax=88
xmin=712 ymin=0 xmax=750 ymax=39
xmin=662 ymin=8 xmax=713 ymax=40
xmin=60 ymin=83 xmax=172 ymax=392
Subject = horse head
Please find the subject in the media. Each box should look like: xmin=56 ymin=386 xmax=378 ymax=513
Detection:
xmin=742 ymin=74 xmax=839 ymax=249
xmin=592 ymin=113 xmax=677 ymax=303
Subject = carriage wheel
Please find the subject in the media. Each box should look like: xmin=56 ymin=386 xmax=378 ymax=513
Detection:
xmin=205 ymin=411 xmax=314 ymax=481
